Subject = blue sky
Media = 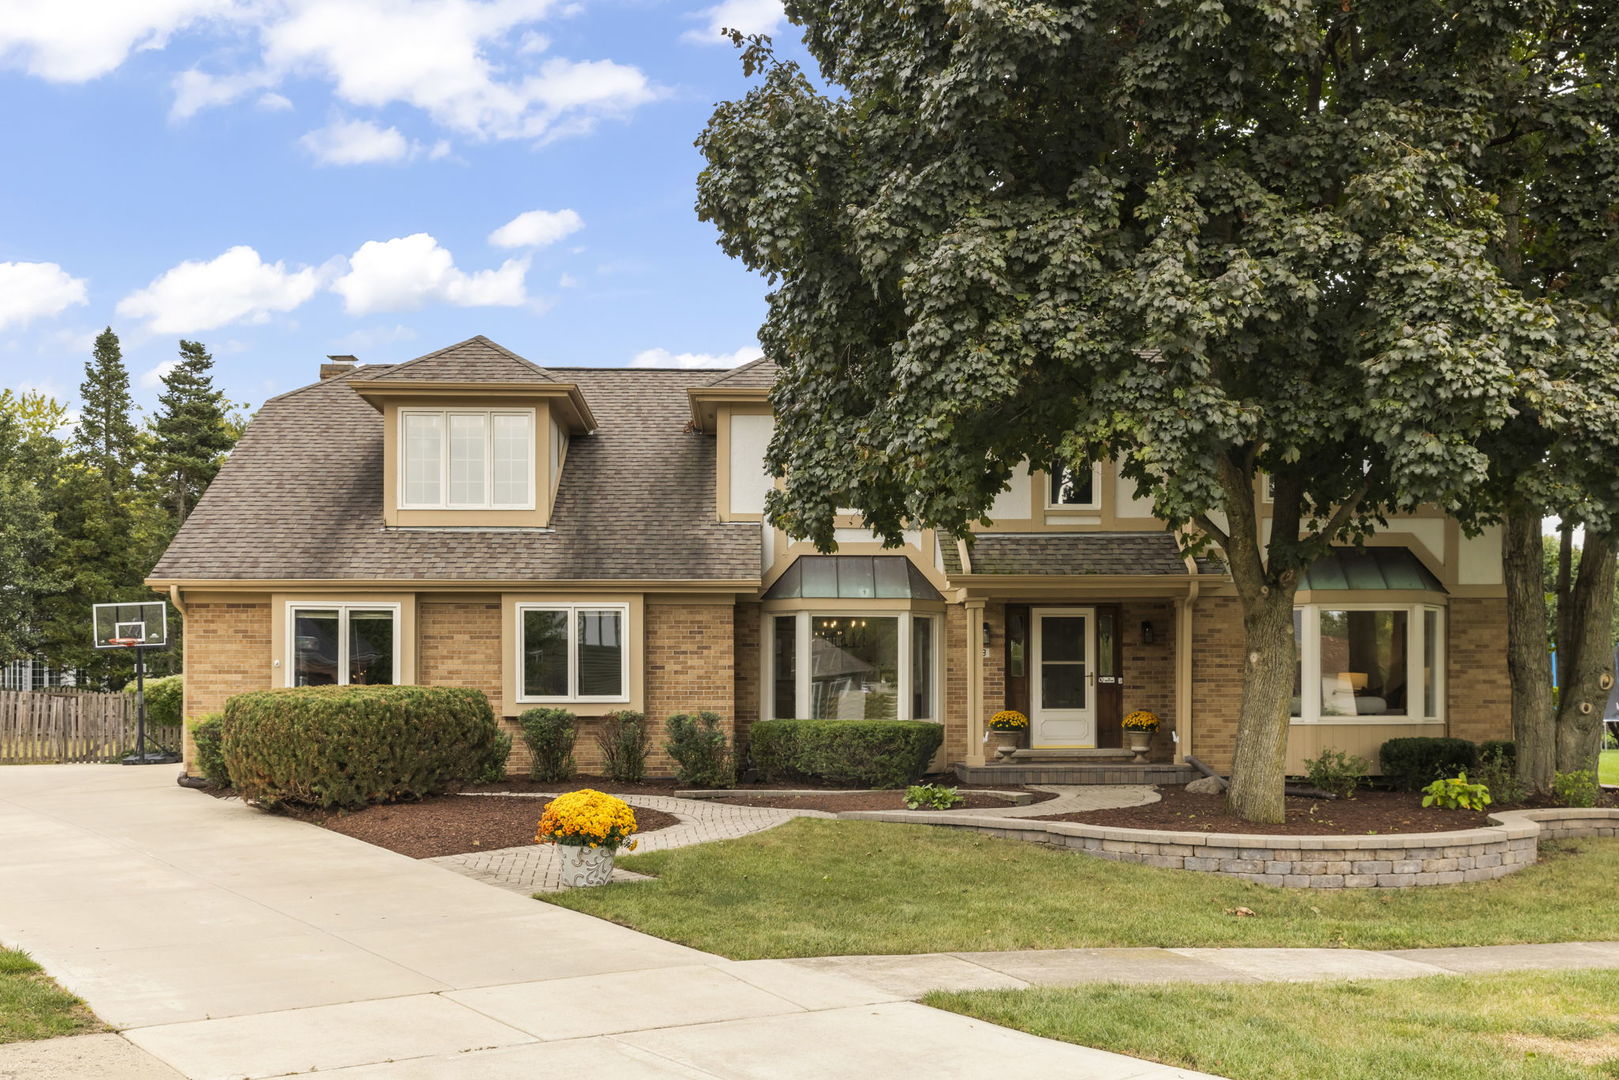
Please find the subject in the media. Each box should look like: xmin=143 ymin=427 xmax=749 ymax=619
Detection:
xmin=0 ymin=0 xmax=803 ymax=416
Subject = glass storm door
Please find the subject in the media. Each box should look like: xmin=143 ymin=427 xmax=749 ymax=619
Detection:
xmin=1031 ymin=608 xmax=1096 ymax=748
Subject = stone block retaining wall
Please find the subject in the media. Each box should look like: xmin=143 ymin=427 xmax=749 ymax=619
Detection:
xmin=848 ymin=807 xmax=1619 ymax=888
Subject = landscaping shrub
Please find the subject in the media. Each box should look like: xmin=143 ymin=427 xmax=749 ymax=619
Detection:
xmin=1553 ymin=769 xmax=1599 ymax=808
xmin=189 ymin=712 xmax=230 ymax=787
xmin=597 ymin=710 xmax=651 ymax=783
xmin=664 ymin=711 xmax=735 ymax=787
xmin=1379 ymin=737 xmax=1478 ymax=792
xmin=477 ymin=729 xmax=513 ymax=783
xmin=750 ymin=719 xmax=944 ymax=788
xmin=905 ymin=783 xmax=964 ymax=810
xmin=1479 ymin=740 xmax=1516 ymax=766
xmin=518 ymin=707 xmax=577 ymax=782
xmin=1302 ymin=748 xmax=1370 ymax=799
xmin=222 ymin=685 xmax=502 ymax=810
xmin=1475 ymin=743 xmax=1527 ymax=805
xmin=1421 ymin=773 xmax=1492 ymax=811
xmin=126 ymin=673 xmax=183 ymax=727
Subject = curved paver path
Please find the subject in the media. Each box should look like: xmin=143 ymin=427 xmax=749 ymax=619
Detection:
xmin=436 ymin=785 xmax=1157 ymax=893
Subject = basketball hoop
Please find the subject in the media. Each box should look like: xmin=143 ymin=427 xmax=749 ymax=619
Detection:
xmin=91 ymin=601 xmax=177 ymax=766
xmin=106 ymin=637 xmax=141 ymax=648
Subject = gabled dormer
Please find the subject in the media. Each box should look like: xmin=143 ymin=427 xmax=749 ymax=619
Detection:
xmin=348 ymin=336 xmax=596 ymax=528
xmin=688 ymin=355 xmax=776 ymax=522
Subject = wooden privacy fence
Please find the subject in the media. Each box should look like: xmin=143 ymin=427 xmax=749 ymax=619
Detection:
xmin=0 ymin=690 xmax=180 ymax=764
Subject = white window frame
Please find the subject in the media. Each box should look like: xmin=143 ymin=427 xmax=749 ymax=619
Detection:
xmin=398 ymin=407 xmax=536 ymax=511
xmin=515 ymin=602 xmax=631 ymax=704
xmin=1290 ymin=602 xmax=1445 ymax=725
xmin=763 ymin=610 xmax=939 ymax=723
xmin=1045 ymin=461 xmax=1103 ymax=511
xmin=285 ymin=602 xmax=402 ymax=688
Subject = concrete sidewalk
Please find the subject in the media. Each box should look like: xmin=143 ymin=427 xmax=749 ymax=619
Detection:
xmin=0 ymin=766 xmax=1221 ymax=1080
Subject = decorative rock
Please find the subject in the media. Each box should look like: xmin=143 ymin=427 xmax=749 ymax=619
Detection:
xmin=1185 ymin=776 xmax=1226 ymax=795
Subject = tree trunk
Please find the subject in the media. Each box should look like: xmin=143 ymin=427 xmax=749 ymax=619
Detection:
xmin=1503 ymin=510 xmax=1556 ymax=793
xmin=1224 ymin=588 xmax=1299 ymax=823
xmin=1555 ymin=529 xmax=1615 ymax=776
xmin=1557 ymin=523 xmax=1574 ymax=686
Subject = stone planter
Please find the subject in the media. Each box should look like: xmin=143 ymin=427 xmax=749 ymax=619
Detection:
xmin=986 ymin=727 xmax=1028 ymax=761
xmin=558 ymin=844 xmax=617 ymax=888
xmin=1124 ymin=729 xmax=1153 ymax=763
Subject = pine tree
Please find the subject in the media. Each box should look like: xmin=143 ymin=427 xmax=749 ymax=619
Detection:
xmin=76 ymin=328 xmax=138 ymax=489
xmin=149 ymin=340 xmax=235 ymax=524
xmin=0 ymin=396 xmax=64 ymax=664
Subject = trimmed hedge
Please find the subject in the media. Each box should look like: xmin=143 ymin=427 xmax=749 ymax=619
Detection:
xmin=1379 ymin=737 xmax=1478 ymax=792
xmin=750 ymin=719 xmax=943 ymax=788
xmin=665 ymin=711 xmax=735 ymax=788
xmin=189 ymin=713 xmax=230 ymax=787
xmin=221 ymin=685 xmax=502 ymax=810
xmin=518 ymin=707 xmax=577 ymax=782
xmin=126 ymin=674 xmax=183 ymax=728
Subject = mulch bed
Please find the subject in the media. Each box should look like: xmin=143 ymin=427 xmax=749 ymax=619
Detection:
xmin=455 ymin=773 xmax=1032 ymax=796
xmin=709 ymin=789 xmax=1059 ymax=813
xmin=1038 ymin=787 xmax=1500 ymax=836
xmin=291 ymin=794 xmax=679 ymax=859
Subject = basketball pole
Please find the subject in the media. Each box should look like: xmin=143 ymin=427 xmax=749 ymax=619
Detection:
xmin=134 ymin=644 xmax=147 ymax=762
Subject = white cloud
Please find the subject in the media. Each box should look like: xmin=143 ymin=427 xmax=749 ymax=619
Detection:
xmin=332 ymin=233 xmax=528 ymax=315
xmin=489 ymin=208 xmax=583 ymax=249
xmin=140 ymin=360 xmax=179 ymax=390
xmin=630 ymin=345 xmax=763 ymax=370
xmin=558 ymin=273 xmax=578 ymax=288
xmin=256 ymin=90 xmax=292 ymax=110
xmin=300 ymin=118 xmax=409 ymax=164
xmin=0 ymin=261 xmax=89 ymax=331
xmin=116 ymin=245 xmax=320 ymax=333
xmin=0 ymin=0 xmax=240 ymax=82
xmin=682 ymin=0 xmax=784 ymax=45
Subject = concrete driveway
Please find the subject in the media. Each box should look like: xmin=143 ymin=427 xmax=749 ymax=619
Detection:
xmin=0 ymin=766 xmax=1220 ymax=1079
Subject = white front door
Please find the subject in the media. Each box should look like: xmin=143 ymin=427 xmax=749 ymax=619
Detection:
xmin=1031 ymin=608 xmax=1096 ymax=748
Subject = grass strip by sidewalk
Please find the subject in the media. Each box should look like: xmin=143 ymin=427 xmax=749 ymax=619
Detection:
xmin=1601 ymin=750 xmax=1617 ymax=788
xmin=0 ymin=948 xmax=101 ymax=1045
xmin=925 ymin=969 xmax=1619 ymax=1080
xmin=542 ymin=818 xmax=1619 ymax=959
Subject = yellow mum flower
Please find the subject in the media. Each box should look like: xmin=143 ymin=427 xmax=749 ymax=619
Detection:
xmin=535 ymin=789 xmax=639 ymax=852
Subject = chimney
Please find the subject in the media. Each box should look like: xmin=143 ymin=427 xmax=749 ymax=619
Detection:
xmin=321 ymin=354 xmax=358 ymax=380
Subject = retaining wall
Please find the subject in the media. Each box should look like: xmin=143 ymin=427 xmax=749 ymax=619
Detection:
xmin=842 ymin=807 xmax=1619 ymax=888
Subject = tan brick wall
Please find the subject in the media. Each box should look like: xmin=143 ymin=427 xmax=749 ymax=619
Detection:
xmin=1190 ymin=596 xmax=1245 ymax=772
xmin=417 ymin=600 xmax=512 ymax=771
xmin=733 ymin=602 xmax=761 ymax=747
xmin=181 ymin=600 xmax=271 ymax=770
xmin=1122 ymin=600 xmax=1177 ymax=761
xmin=942 ymin=604 xmax=972 ymax=765
xmin=639 ymin=602 xmax=735 ymax=777
xmin=1446 ymin=596 xmax=1512 ymax=744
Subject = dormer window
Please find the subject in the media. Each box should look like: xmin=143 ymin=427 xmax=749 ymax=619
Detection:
xmin=1047 ymin=462 xmax=1100 ymax=509
xmin=399 ymin=408 xmax=535 ymax=510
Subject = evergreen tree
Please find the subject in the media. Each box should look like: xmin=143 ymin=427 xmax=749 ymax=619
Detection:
xmin=0 ymin=394 xmax=65 ymax=664
xmin=149 ymin=340 xmax=235 ymax=524
xmin=76 ymin=328 xmax=138 ymax=489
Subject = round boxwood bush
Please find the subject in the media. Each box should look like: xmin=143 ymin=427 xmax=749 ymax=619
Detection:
xmin=750 ymin=719 xmax=943 ymax=788
xmin=222 ymin=685 xmax=502 ymax=810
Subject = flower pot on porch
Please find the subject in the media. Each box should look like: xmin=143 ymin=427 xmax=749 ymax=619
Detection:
xmin=558 ymin=844 xmax=617 ymax=888
xmin=1123 ymin=730 xmax=1153 ymax=764
xmin=986 ymin=728 xmax=1028 ymax=761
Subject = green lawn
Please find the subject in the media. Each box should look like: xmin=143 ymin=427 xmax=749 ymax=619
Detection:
xmin=926 ymin=970 xmax=1619 ymax=1080
xmin=0 ymin=948 xmax=100 ymax=1045
xmin=542 ymin=819 xmax=1619 ymax=959
xmin=1601 ymin=749 xmax=1618 ymax=787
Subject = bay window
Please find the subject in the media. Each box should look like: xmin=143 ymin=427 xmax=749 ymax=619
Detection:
xmin=400 ymin=408 xmax=534 ymax=510
xmin=289 ymin=604 xmax=398 ymax=686
xmin=1290 ymin=604 xmax=1443 ymax=722
xmin=518 ymin=603 xmax=629 ymax=703
xmin=768 ymin=611 xmax=938 ymax=721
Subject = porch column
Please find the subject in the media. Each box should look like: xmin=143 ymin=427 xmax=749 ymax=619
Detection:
xmin=965 ymin=598 xmax=987 ymax=766
xmin=1175 ymin=594 xmax=1195 ymax=762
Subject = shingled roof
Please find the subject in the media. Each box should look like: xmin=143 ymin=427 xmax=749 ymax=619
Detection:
xmin=939 ymin=532 xmax=1221 ymax=577
xmin=149 ymin=363 xmax=761 ymax=583
xmin=349 ymin=335 xmax=557 ymax=384
xmin=704 ymin=355 xmax=777 ymax=388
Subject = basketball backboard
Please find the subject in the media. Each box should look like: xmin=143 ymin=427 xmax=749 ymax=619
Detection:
xmin=93 ymin=601 xmax=168 ymax=649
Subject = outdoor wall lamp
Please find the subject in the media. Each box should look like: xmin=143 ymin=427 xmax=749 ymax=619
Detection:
xmin=1140 ymin=621 xmax=1155 ymax=645
xmin=982 ymin=621 xmax=992 ymax=648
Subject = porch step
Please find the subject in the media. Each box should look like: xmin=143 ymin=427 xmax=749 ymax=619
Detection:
xmin=1007 ymin=748 xmax=1136 ymax=762
xmin=955 ymin=761 xmax=1195 ymax=787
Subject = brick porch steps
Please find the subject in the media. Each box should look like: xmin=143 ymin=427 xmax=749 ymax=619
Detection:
xmin=954 ymin=761 xmax=1194 ymax=786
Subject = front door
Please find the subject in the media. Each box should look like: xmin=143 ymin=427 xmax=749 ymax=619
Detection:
xmin=1031 ymin=608 xmax=1096 ymax=748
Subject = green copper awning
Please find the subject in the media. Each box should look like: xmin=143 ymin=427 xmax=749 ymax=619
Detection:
xmin=1300 ymin=547 xmax=1445 ymax=593
xmin=764 ymin=556 xmax=942 ymax=600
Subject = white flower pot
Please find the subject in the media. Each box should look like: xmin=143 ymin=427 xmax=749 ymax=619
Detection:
xmin=558 ymin=844 xmax=616 ymax=888
xmin=1124 ymin=730 xmax=1153 ymax=764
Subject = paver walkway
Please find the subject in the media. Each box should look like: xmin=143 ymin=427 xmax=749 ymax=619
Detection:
xmin=0 ymin=766 xmax=1221 ymax=1079
xmin=437 ymin=784 xmax=1157 ymax=893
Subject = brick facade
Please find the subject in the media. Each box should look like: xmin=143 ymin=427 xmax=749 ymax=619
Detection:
xmin=641 ymin=601 xmax=735 ymax=775
xmin=417 ymin=599 xmax=511 ymax=768
xmin=1189 ymin=596 xmax=1245 ymax=772
xmin=1121 ymin=600 xmax=1177 ymax=761
xmin=1446 ymin=597 xmax=1512 ymax=745
xmin=942 ymin=605 xmax=973 ymax=765
xmin=733 ymin=602 xmax=761 ymax=750
xmin=181 ymin=600 xmax=271 ymax=767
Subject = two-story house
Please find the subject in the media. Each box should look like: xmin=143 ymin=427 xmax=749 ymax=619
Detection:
xmin=148 ymin=336 xmax=1512 ymax=781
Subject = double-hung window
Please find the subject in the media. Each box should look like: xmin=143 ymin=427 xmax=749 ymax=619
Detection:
xmin=288 ymin=604 xmax=399 ymax=687
xmin=518 ymin=603 xmax=630 ymax=703
xmin=400 ymin=408 xmax=534 ymax=509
